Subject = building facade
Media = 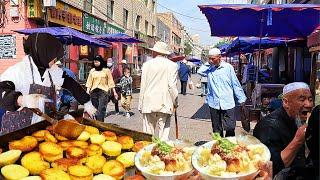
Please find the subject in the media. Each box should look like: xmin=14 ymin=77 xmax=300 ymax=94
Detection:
xmin=157 ymin=17 xmax=170 ymax=44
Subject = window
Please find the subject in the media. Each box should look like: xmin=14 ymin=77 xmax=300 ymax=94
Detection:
xmin=152 ymin=0 xmax=156 ymax=13
xmin=135 ymin=15 xmax=141 ymax=31
xmin=84 ymin=0 xmax=92 ymax=13
xmin=151 ymin=25 xmax=155 ymax=36
xmin=145 ymin=21 xmax=149 ymax=35
xmin=123 ymin=9 xmax=128 ymax=29
xmin=107 ymin=0 xmax=114 ymax=19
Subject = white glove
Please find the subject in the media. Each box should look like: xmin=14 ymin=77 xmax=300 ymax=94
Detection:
xmin=20 ymin=94 xmax=51 ymax=108
xmin=84 ymin=101 xmax=97 ymax=118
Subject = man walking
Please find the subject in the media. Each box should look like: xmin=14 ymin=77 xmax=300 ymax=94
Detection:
xmin=139 ymin=42 xmax=179 ymax=140
xmin=178 ymin=59 xmax=190 ymax=95
xmin=198 ymin=48 xmax=246 ymax=137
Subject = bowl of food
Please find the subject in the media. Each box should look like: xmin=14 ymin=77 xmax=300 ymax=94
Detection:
xmin=135 ymin=137 xmax=195 ymax=180
xmin=192 ymin=133 xmax=270 ymax=180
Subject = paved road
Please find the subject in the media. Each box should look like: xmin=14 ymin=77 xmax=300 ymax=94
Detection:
xmin=104 ymin=75 xmax=255 ymax=143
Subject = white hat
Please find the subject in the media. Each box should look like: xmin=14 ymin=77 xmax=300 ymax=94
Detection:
xmin=149 ymin=41 xmax=171 ymax=55
xmin=121 ymin=59 xmax=127 ymax=64
xmin=55 ymin=61 xmax=62 ymax=65
xmin=107 ymin=58 xmax=113 ymax=63
xmin=209 ymin=48 xmax=221 ymax=56
xmin=283 ymin=82 xmax=310 ymax=95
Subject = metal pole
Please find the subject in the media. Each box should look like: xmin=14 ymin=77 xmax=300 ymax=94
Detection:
xmin=42 ymin=0 xmax=48 ymax=27
xmin=131 ymin=0 xmax=135 ymax=70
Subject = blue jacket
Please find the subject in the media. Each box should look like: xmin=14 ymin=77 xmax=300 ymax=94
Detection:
xmin=178 ymin=62 xmax=190 ymax=82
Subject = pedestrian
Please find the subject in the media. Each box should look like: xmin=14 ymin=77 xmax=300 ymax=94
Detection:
xmin=200 ymin=62 xmax=209 ymax=97
xmin=119 ymin=67 xmax=133 ymax=118
xmin=139 ymin=41 xmax=179 ymax=140
xmin=198 ymin=48 xmax=246 ymax=137
xmin=106 ymin=58 xmax=121 ymax=115
xmin=0 ymin=33 xmax=97 ymax=134
xmin=178 ymin=59 xmax=190 ymax=95
xmin=86 ymin=55 xmax=118 ymax=121
xmin=253 ymin=82 xmax=313 ymax=177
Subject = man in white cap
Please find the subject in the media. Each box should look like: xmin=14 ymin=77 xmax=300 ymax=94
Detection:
xmin=254 ymin=82 xmax=313 ymax=177
xmin=198 ymin=48 xmax=246 ymax=137
xmin=139 ymin=41 xmax=178 ymax=140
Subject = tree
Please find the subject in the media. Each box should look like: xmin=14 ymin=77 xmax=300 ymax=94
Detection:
xmin=184 ymin=42 xmax=192 ymax=56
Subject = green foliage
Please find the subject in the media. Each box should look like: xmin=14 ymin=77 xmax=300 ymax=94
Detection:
xmin=184 ymin=42 xmax=192 ymax=56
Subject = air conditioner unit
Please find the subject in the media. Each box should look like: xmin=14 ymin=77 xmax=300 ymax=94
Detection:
xmin=43 ymin=0 xmax=56 ymax=7
xmin=10 ymin=6 xmax=19 ymax=17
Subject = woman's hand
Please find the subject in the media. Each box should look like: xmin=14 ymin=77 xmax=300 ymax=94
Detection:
xmin=83 ymin=101 xmax=97 ymax=119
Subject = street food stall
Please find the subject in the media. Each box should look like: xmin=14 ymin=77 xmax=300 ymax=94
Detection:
xmin=308 ymin=28 xmax=320 ymax=106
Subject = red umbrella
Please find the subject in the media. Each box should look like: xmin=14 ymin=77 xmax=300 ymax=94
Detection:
xmin=169 ymin=55 xmax=185 ymax=62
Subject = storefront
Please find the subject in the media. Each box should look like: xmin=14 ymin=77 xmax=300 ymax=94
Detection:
xmin=308 ymin=30 xmax=320 ymax=106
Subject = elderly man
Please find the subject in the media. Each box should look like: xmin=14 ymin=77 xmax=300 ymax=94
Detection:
xmin=139 ymin=41 xmax=178 ymax=140
xmin=198 ymin=48 xmax=246 ymax=137
xmin=253 ymin=82 xmax=314 ymax=177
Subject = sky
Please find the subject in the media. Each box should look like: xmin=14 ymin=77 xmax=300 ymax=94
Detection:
xmin=157 ymin=0 xmax=248 ymax=46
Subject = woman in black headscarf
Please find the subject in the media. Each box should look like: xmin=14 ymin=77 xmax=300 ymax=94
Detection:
xmin=0 ymin=33 xmax=97 ymax=134
xmin=86 ymin=55 xmax=118 ymax=121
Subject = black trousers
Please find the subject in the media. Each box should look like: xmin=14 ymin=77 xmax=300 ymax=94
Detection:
xmin=180 ymin=80 xmax=187 ymax=95
xmin=91 ymin=89 xmax=108 ymax=121
xmin=209 ymin=107 xmax=236 ymax=137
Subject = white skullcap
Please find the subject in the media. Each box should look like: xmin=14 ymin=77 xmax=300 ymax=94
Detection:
xmin=107 ymin=58 xmax=113 ymax=63
xmin=209 ymin=48 xmax=221 ymax=56
xmin=283 ymin=82 xmax=310 ymax=95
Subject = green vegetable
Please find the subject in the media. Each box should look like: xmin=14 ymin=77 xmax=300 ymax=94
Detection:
xmin=152 ymin=136 xmax=173 ymax=154
xmin=212 ymin=133 xmax=236 ymax=153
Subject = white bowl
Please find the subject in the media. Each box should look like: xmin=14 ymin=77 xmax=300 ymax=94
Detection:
xmin=135 ymin=140 xmax=194 ymax=180
xmin=192 ymin=137 xmax=271 ymax=180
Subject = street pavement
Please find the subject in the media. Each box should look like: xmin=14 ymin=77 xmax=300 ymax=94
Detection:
xmin=104 ymin=74 xmax=256 ymax=143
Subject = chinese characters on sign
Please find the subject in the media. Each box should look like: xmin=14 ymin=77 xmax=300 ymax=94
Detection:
xmin=82 ymin=13 xmax=106 ymax=35
xmin=0 ymin=35 xmax=16 ymax=59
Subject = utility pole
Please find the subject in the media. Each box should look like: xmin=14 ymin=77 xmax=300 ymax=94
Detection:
xmin=131 ymin=0 xmax=135 ymax=70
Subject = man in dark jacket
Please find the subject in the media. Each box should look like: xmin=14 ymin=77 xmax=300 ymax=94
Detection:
xmin=253 ymin=82 xmax=313 ymax=177
xmin=178 ymin=59 xmax=190 ymax=95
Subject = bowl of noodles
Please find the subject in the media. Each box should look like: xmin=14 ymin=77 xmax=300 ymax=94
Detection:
xmin=135 ymin=137 xmax=195 ymax=180
xmin=192 ymin=133 xmax=270 ymax=180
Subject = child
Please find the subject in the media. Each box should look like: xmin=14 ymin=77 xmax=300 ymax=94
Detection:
xmin=119 ymin=67 xmax=133 ymax=118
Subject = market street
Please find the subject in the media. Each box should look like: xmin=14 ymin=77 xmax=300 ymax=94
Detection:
xmin=105 ymin=74 xmax=255 ymax=143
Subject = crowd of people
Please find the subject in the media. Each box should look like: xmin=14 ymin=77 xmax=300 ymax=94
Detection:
xmin=0 ymin=33 xmax=318 ymax=179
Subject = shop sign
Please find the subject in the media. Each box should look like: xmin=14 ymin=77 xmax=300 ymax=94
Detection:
xmin=83 ymin=13 xmax=106 ymax=35
xmin=0 ymin=35 xmax=16 ymax=59
xmin=106 ymin=23 xmax=125 ymax=34
xmin=27 ymin=0 xmax=42 ymax=18
xmin=48 ymin=1 xmax=82 ymax=30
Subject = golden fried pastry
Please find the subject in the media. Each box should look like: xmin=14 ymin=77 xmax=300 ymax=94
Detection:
xmin=58 ymin=141 xmax=74 ymax=150
xmin=68 ymin=165 xmax=93 ymax=180
xmin=9 ymin=136 xmax=38 ymax=152
xmin=86 ymin=144 xmax=103 ymax=156
xmin=116 ymin=152 xmax=136 ymax=168
xmin=19 ymin=176 xmax=42 ymax=180
xmin=102 ymin=160 xmax=125 ymax=180
xmin=44 ymin=131 xmax=58 ymax=143
xmin=1 ymin=164 xmax=29 ymax=180
xmin=85 ymin=126 xmax=99 ymax=135
xmin=77 ymin=131 xmax=90 ymax=142
xmin=55 ymin=133 xmax=68 ymax=141
xmin=0 ymin=150 xmax=22 ymax=167
xmin=66 ymin=147 xmax=87 ymax=159
xmin=40 ymin=168 xmax=71 ymax=180
xmin=102 ymin=131 xmax=117 ymax=141
xmin=32 ymin=130 xmax=49 ymax=141
xmin=132 ymin=141 xmax=151 ymax=152
xmin=117 ymin=136 xmax=134 ymax=150
xmin=93 ymin=174 xmax=116 ymax=180
xmin=90 ymin=134 xmax=106 ymax=145
xmin=102 ymin=141 xmax=122 ymax=157
xmin=124 ymin=175 xmax=145 ymax=180
xmin=21 ymin=152 xmax=50 ymax=175
xmin=85 ymin=155 xmax=106 ymax=174
xmin=51 ymin=158 xmax=80 ymax=172
xmin=71 ymin=140 xmax=89 ymax=149
xmin=39 ymin=142 xmax=63 ymax=162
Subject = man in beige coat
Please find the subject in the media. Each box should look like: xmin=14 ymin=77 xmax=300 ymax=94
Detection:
xmin=138 ymin=42 xmax=179 ymax=140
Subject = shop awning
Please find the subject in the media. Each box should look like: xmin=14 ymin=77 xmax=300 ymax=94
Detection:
xmin=198 ymin=4 xmax=320 ymax=38
xmin=94 ymin=33 xmax=144 ymax=43
xmin=14 ymin=27 xmax=110 ymax=47
xmin=308 ymin=26 xmax=320 ymax=48
xmin=226 ymin=37 xmax=304 ymax=54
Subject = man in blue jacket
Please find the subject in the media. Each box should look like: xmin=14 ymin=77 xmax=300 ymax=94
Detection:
xmin=178 ymin=59 xmax=190 ymax=95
